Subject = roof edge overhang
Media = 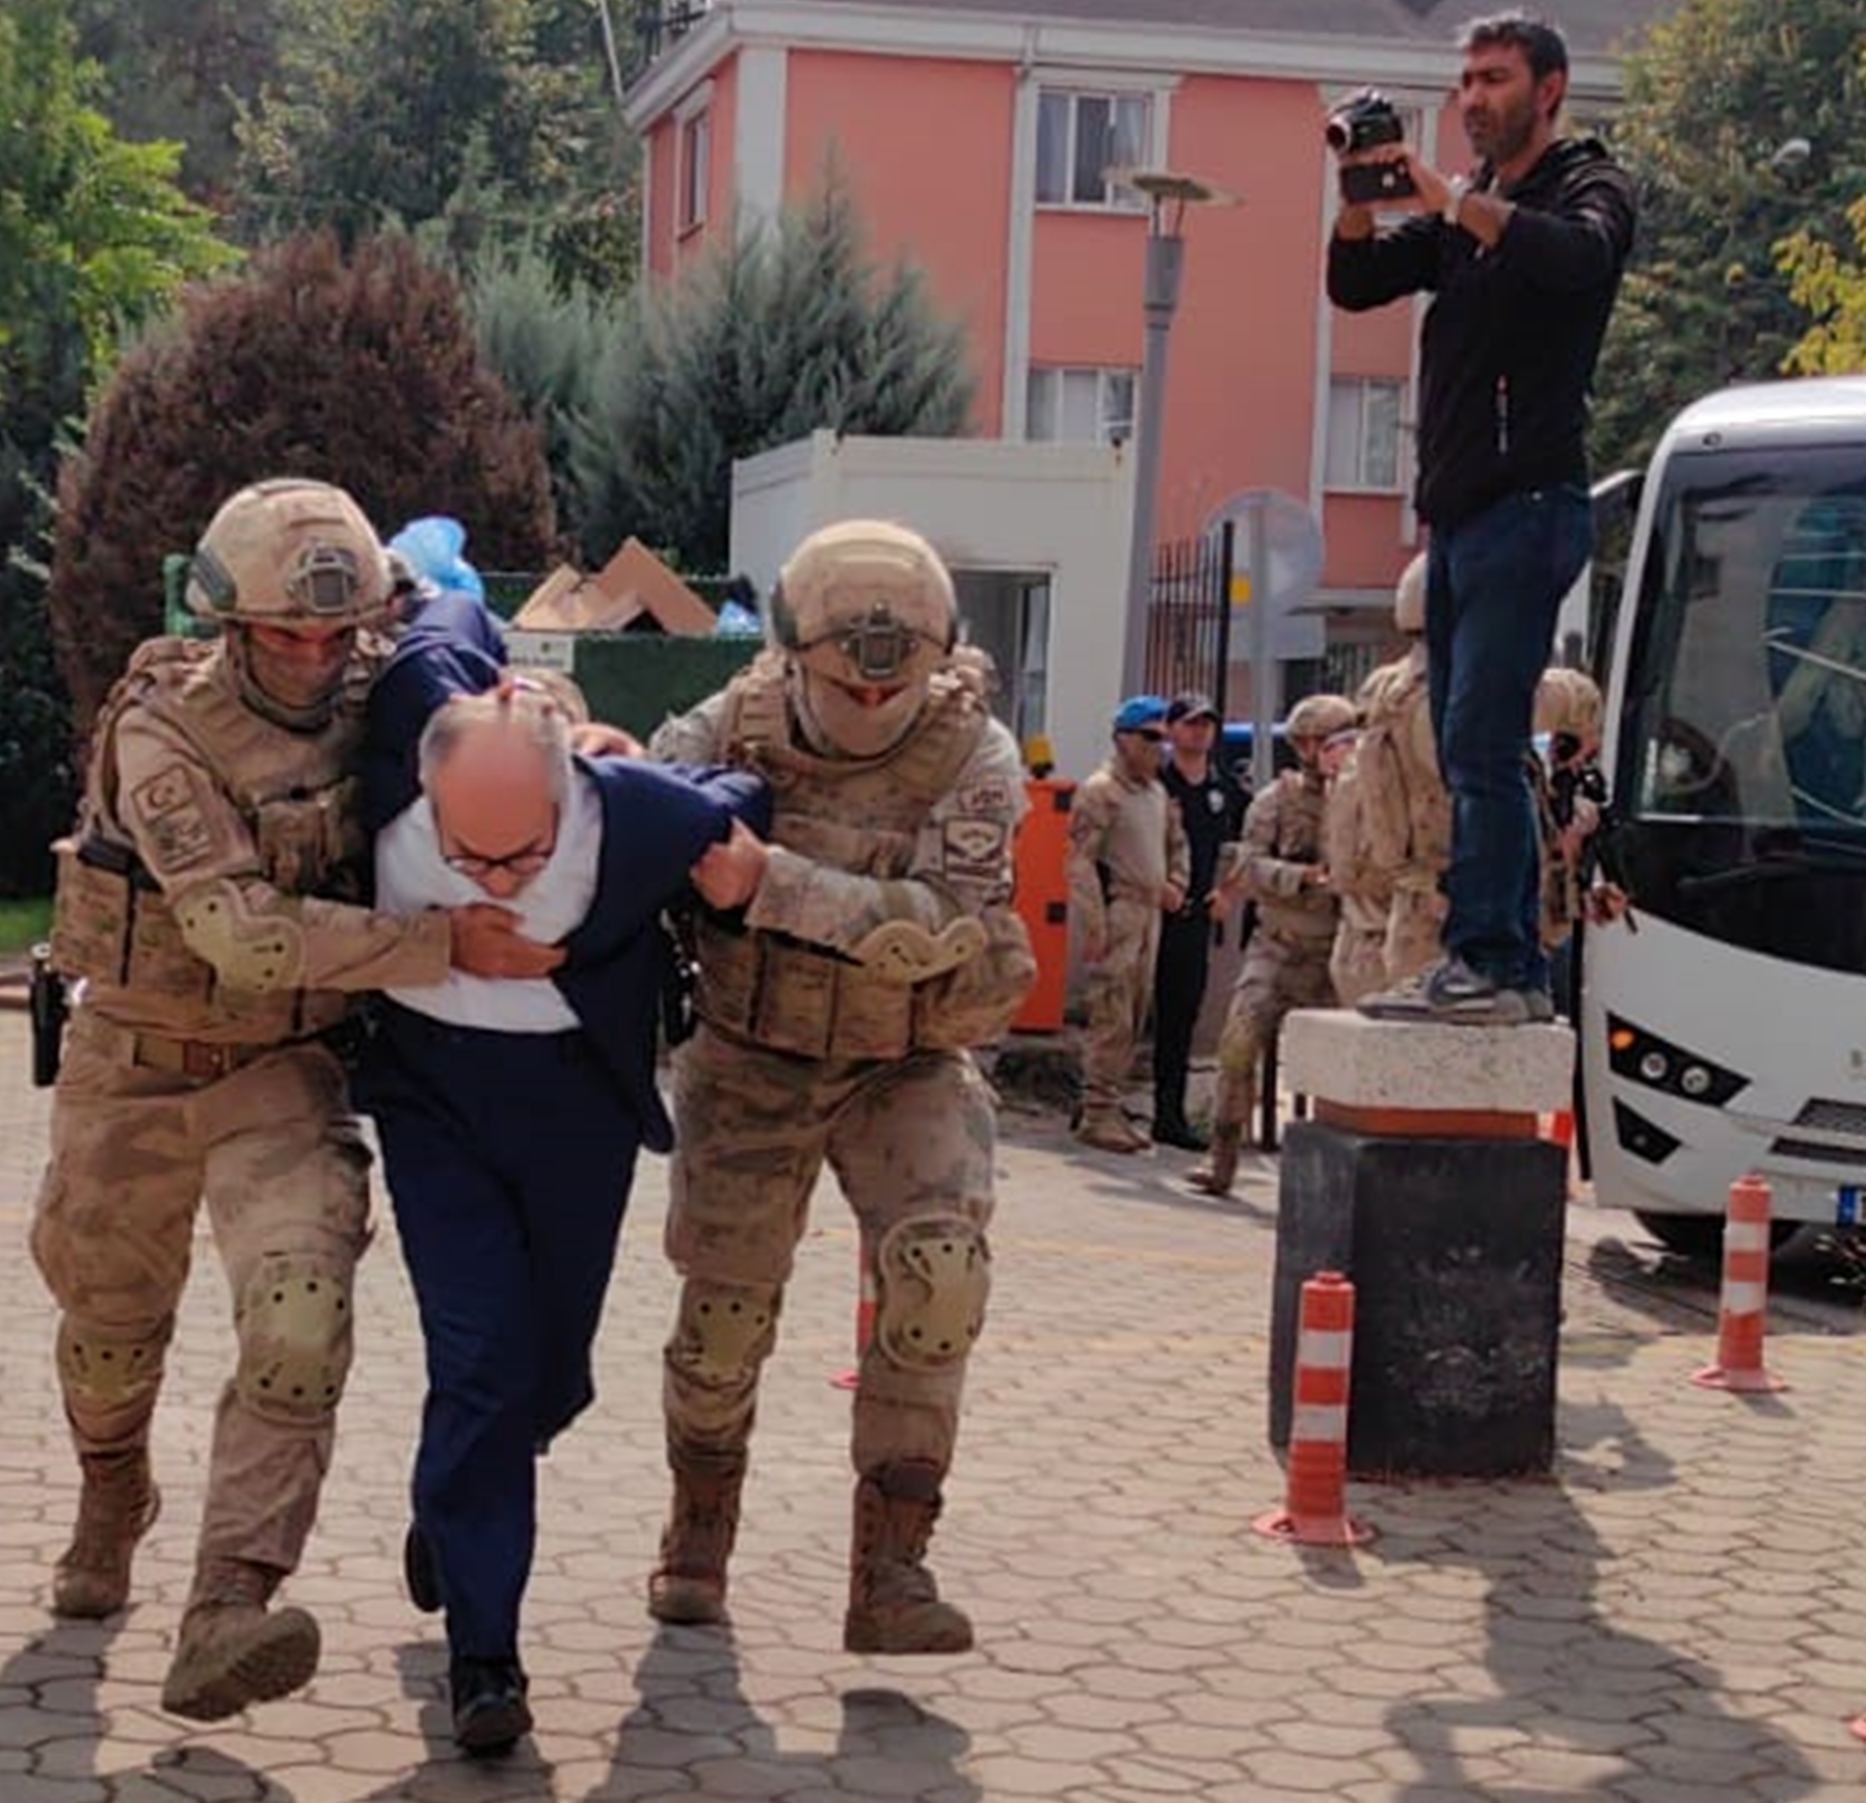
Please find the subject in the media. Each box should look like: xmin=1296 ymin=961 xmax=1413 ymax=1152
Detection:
xmin=624 ymin=1 xmax=1628 ymax=129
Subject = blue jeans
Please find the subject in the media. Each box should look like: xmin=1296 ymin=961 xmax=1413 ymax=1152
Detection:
xmin=1426 ymin=485 xmax=1591 ymax=993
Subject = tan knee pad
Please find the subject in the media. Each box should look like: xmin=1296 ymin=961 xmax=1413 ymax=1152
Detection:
xmin=56 ymin=1317 xmax=171 ymax=1414
xmin=875 ymin=1214 xmax=990 ymax=1373
xmin=669 ymin=1281 xmax=779 ymax=1388
xmin=233 ymin=1252 xmax=354 ymax=1425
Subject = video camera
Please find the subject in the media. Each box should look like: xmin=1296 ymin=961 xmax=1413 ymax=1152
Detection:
xmin=1326 ymin=89 xmax=1416 ymax=204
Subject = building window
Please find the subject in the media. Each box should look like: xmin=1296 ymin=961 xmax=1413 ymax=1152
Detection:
xmin=1027 ymin=366 xmax=1138 ymax=445
xmin=678 ymin=108 xmax=710 ymax=232
xmin=1325 ymin=377 xmax=1404 ymax=491
xmin=1036 ymin=90 xmax=1150 ymax=209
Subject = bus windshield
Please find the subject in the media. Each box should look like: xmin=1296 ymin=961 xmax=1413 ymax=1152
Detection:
xmin=1623 ymin=445 xmax=1866 ymax=847
xmin=1613 ymin=441 xmax=1866 ymax=975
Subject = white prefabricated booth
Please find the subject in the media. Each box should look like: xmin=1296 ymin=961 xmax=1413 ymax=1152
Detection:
xmin=730 ymin=431 xmax=1135 ymax=785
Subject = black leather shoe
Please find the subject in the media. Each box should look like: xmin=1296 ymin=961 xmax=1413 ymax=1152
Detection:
xmin=451 ymin=1656 xmax=532 ymax=1756
xmin=1152 ymin=1118 xmax=1209 ymax=1152
xmin=403 ymin=1525 xmax=441 ymax=1614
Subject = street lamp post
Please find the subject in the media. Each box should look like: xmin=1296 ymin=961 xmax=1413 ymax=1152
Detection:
xmin=1117 ymin=169 xmax=1227 ymax=699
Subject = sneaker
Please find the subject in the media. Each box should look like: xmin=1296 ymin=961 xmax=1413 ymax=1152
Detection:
xmin=1358 ymin=956 xmax=1553 ymax=1027
xmin=451 ymin=1656 xmax=532 ymax=1756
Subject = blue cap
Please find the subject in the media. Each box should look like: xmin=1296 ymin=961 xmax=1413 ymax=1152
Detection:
xmin=1112 ymin=694 xmax=1169 ymax=733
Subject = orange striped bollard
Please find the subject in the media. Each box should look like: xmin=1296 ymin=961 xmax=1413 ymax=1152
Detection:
xmin=830 ymin=1247 xmax=878 ymax=1391
xmin=1691 ymin=1174 xmax=1787 ymax=1393
xmin=1254 ymin=1271 xmax=1374 ymax=1546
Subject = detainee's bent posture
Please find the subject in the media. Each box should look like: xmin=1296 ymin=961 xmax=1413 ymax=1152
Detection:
xmin=646 ymin=518 xmax=1036 ymax=1654
xmin=362 ymin=651 xmax=767 ymax=1755
xmin=31 ymin=478 xmax=545 ymax=1721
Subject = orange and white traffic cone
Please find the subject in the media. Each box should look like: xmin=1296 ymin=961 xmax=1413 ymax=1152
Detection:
xmin=1691 ymin=1174 xmax=1788 ymax=1393
xmin=830 ymin=1248 xmax=878 ymax=1392
xmin=1254 ymin=1271 xmax=1374 ymax=1546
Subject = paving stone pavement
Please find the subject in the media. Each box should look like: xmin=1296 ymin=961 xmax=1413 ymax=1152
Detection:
xmin=1 ymin=1007 xmax=1863 ymax=1802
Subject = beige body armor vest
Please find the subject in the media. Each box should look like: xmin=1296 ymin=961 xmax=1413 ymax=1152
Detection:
xmin=694 ymin=654 xmax=1034 ymax=1060
xmin=51 ymin=637 xmax=372 ymax=1042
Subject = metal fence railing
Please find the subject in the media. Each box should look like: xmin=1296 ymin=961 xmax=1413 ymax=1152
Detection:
xmin=1142 ymin=522 xmax=1235 ymax=715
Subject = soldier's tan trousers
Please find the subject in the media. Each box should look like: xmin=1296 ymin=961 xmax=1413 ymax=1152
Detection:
xmin=32 ymin=1011 xmax=371 ymax=1577
xmin=1078 ymin=897 xmax=1161 ymax=1116
xmin=1210 ymin=937 xmax=1337 ymax=1135
xmin=663 ymin=1026 xmax=996 ymax=1477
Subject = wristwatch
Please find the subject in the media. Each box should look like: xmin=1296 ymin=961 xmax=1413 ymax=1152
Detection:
xmin=1442 ymin=175 xmax=1469 ymax=228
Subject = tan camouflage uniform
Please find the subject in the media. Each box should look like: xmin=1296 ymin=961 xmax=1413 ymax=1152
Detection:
xmin=1357 ymin=644 xmax=1452 ymax=984
xmin=1322 ymin=713 xmax=1390 ymax=1009
xmin=648 ymin=582 xmax=1034 ymax=1653
xmin=1189 ymin=767 xmax=1337 ymax=1194
xmin=1066 ymin=756 xmax=1188 ymax=1145
xmin=37 ymin=636 xmax=449 ymax=1585
xmin=34 ymin=479 xmax=452 ymax=1721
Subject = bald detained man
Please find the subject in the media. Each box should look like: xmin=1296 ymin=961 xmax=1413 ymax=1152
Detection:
xmin=362 ymin=680 xmax=767 ymax=1756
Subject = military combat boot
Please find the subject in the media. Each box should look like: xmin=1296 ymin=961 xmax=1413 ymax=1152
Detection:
xmin=1075 ymin=1110 xmax=1147 ymax=1154
xmin=646 ymin=1443 xmax=746 ymax=1626
xmin=1187 ymin=1122 xmax=1243 ymax=1197
xmin=51 ymin=1448 xmax=161 ymax=1619
xmin=844 ymin=1460 xmax=973 ymax=1655
xmin=160 ymin=1559 xmax=320 ymax=1721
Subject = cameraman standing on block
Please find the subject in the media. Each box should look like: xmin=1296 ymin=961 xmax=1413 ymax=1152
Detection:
xmin=1328 ymin=12 xmax=1634 ymax=1027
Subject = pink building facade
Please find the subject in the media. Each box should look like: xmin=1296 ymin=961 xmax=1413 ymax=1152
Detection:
xmin=626 ymin=0 xmax=1668 ymax=658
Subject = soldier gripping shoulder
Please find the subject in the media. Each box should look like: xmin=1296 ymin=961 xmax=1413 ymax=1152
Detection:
xmin=30 ymin=479 xmax=535 ymax=1723
xmin=645 ymin=519 xmax=1035 ymax=1656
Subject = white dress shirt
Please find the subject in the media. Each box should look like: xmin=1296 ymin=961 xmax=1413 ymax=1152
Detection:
xmin=376 ymin=769 xmax=603 ymax=1031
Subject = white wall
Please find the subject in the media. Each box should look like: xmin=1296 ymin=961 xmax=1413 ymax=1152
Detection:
xmin=731 ymin=431 xmax=1136 ymax=782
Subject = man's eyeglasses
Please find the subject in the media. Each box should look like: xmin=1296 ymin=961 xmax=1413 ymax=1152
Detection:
xmin=443 ymin=845 xmax=555 ymax=881
xmin=1130 ymin=728 xmax=1166 ymax=743
xmin=440 ymin=814 xmax=559 ymax=882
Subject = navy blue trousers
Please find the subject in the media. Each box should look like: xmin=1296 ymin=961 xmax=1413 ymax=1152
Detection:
xmin=365 ymin=1002 xmax=642 ymax=1660
xmin=1426 ymin=483 xmax=1591 ymax=991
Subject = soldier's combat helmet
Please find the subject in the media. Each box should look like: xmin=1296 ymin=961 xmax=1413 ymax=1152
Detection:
xmin=769 ymin=520 xmax=959 ymax=757
xmin=1286 ymin=692 xmax=1357 ymax=742
xmin=186 ymin=479 xmax=391 ymax=629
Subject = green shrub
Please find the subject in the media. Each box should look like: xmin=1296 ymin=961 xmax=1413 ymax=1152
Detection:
xmin=51 ymin=231 xmax=556 ymax=730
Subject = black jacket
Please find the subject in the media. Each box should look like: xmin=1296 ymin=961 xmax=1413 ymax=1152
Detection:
xmin=1327 ymin=136 xmax=1635 ymax=530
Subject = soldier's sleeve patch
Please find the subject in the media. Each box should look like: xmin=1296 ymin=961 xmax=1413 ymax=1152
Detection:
xmin=954 ymin=779 xmax=1014 ymax=817
xmin=128 ymin=764 xmax=218 ymax=874
xmin=942 ymin=816 xmax=1009 ymax=880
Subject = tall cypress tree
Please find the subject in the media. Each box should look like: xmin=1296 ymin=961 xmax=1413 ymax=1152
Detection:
xmin=573 ymin=178 xmax=973 ymax=573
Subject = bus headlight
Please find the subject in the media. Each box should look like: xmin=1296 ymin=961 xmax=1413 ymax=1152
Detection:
xmin=1606 ymin=1015 xmax=1748 ymax=1108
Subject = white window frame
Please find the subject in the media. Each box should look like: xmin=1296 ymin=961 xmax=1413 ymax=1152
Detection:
xmin=1026 ymin=365 xmax=1139 ymax=446
xmin=1325 ymin=376 xmax=1406 ymax=494
xmin=1034 ymin=87 xmax=1154 ymax=212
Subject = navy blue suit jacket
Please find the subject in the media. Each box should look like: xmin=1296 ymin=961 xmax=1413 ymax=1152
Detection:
xmin=363 ymin=601 xmax=769 ymax=1151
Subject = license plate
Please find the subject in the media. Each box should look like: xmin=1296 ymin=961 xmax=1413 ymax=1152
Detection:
xmin=1838 ymin=1185 xmax=1864 ymax=1226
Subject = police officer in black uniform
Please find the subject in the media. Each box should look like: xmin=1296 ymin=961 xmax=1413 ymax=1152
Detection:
xmin=1152 ymin=693 xmax=1249 ymax=1150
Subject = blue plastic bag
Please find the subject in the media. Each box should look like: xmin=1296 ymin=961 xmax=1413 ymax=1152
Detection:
xmin=713 ymin=599 xmax=762 ymax=637
xmin=389 ymin=516 xmax=485 ymax=602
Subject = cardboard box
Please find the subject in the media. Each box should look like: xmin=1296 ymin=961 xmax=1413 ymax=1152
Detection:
xmin=510 ymin=541 xmax=717 ymax=636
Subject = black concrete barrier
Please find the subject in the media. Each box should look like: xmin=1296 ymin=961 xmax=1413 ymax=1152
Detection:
xmin=1267 ymin=1118 xmax=1566 ymax=1479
